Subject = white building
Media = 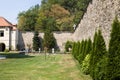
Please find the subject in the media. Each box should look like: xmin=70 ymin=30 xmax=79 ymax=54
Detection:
xmin=0 ymin=17 xmax=18 ymax=51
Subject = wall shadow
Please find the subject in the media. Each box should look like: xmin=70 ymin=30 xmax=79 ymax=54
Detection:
xmin=0 ymin=53 xmax=34 ymax=59
xmin=18 ymin=31 xmax=25 ymax=50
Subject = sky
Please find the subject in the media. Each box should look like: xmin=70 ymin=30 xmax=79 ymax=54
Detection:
xmin=0 ymin=0 xmax=41 ymax=24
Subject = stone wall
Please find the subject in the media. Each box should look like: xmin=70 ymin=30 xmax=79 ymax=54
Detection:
xmin=73 ymin=0 xmax=120 ymax=47
xmin=18 ymin=31 xmax=73 ymax=51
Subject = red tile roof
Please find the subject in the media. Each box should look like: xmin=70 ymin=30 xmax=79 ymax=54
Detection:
xmin=0 ymin=17 xmax=13 ymax=27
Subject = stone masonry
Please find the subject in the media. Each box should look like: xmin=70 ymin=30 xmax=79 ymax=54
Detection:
xmin=18 ymin=31 xmax=73 ymax=51
xmin=73 ymin=0 xmax=120 ymax=48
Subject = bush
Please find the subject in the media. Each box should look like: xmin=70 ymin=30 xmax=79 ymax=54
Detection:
xmin=65 ymin=41 xmax=73 ymax=52
xmin=81 ymin=54 xmax=91 ymax=74
xmin=4 ymin=49 xmax=9 ymax=52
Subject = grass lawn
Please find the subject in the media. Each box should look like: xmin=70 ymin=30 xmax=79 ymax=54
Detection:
xmin=0 ymin=53 xmax=92 ymax=80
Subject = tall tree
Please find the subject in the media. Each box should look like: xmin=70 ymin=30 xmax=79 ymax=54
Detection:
xmin=17 ymin=5 xmax=39 ymax=31
xmin=43 ymin=29 xmax=56 ymax=52
xmin=33 ymin=31 xmax=41 ymax=51
xmin=106 ymin=17 xmax=120 ymax=80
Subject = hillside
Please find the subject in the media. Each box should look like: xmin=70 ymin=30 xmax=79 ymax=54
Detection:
xmin=17 ymin=0 xmax=91 ymax=32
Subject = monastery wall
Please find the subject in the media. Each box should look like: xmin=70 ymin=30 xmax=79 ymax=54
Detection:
xmin=73 ymin=0 xmax=120 ymax=47
xmin=18 ymin=31 xmax=73 ymax=51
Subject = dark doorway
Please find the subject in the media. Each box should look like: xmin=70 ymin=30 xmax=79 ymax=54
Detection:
xmin=0 ymin=43 xmax=6 ymax=51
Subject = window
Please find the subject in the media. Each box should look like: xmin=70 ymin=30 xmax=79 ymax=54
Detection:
xmin=0 ymin=31 xmax=4 ymax=37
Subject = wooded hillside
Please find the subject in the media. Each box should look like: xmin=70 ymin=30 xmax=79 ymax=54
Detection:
xmin=17 ymin=0 xmax=92 ymax=32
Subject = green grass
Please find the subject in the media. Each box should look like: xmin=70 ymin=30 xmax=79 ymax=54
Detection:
xmin=0 ymin=53 xmax=92 ymax=80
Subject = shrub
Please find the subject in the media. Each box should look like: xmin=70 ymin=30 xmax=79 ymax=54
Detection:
xmin=65 ymin=41 xmax=73 ymax=52
xmin=4 ymin=49 xmax=9 ymax=52
xmin=81 ymin=54 xmax=91 ymax=74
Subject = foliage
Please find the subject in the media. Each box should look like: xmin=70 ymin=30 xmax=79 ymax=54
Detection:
xmin=72 ymin=29 xmax=108 ymax=80
xmin=106 ymin=17 xmax=120 ymax=80
xmin=17 ymin=5 xmax=39 ymax=31
xmin=81 ymin=54 xmax=91 ymax=74
xmin=65 ymin=41 xmax=73 ymax=52
xmin=43 ymin=29 xmax=57 ymax=52
xmin=17 ymin=0 xmax=92 ymax=31
xmin=33 ymin=31 xmax=41 ymax=51
xmin=89 ymin=30 xmax=107 ymax=80
xmin=4 ymin=49 xmax=9 ymax=53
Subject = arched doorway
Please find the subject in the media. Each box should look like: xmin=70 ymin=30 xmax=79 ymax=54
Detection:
xmin=0 ymin=43 xmax=6 ymax=51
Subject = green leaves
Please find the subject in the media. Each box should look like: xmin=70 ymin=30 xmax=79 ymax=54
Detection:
xmin=17 ymin=0 xmax=91 ymax=31
xmin=43 ymin=30 xmax=57 ymax=52
xmin=18 ymin=5 xmax=39 ymax=31
xmin=33 ymin=31 xmax=41 ymax=51
xmin=106 ymin=17 xmax=120 ymax=80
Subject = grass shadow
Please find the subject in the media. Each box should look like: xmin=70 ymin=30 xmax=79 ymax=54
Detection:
xmin=0 ymin=53 xmax=34 ymax=59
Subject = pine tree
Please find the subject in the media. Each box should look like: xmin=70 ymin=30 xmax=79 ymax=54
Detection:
xmin=33 ymin=31 xmax=41 ymax=51
xmin=106 ymin=17 xmax=120 ymax=80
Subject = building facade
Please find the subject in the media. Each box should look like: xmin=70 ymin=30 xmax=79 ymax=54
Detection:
xmin=0 ymin=17 xmax=18 ymax=51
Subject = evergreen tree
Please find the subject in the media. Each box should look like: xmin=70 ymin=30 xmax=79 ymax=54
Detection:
xmin=85 ymin=38 xmax=92 ymax=55
xmin=72 ymin=42 xmax=76 ymax=55
xmin=78 ymin=40 xmax=84 ymax=63
xmin=106 ymin=17 xmax=120 ymax=80
xmin=76 ymin=41 xmax=80 ymax=60
xmin=93 ymin=30 xmax=107 ymax=80
xmin=81 ymin=39 xmax=92 ymax=74
xmin=89 ymin=31 xmax=98 ymax=78
xmin=43 ymin=29 xmax=56 ymax=52
xmin=73 ymin=42 xmax=77 ymax=58
xmin=33 ymin=31 xmax=41 ymax=51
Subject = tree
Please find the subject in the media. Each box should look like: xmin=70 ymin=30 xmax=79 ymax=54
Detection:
xmin=33 ymin=31 xmax=41 ymax=51
xmin=89 ymin=30 xmax=107 ymax=80
xmin=89 ymin=31 xmax=98 ymax=78
xmin=65 ymin=41 xmax=72 ymax=52
xmin=106 ymin=17 xmax=120 ymax=80
xmin=17 ymin=5 xmax=39 ymax=31
xmin=43 ymin=29 xmax=56 ymax=52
